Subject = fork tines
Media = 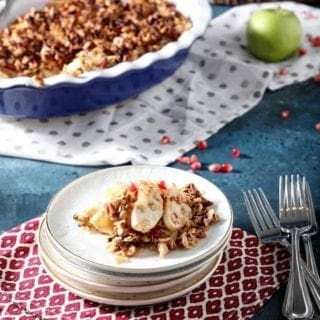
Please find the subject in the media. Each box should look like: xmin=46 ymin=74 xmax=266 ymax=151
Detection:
xmin=279 ymin=174 xmax=310 ymax=229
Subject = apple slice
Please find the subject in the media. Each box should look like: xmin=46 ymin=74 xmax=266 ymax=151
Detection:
xmin=131 ymin=181 xmax=163 ymax=233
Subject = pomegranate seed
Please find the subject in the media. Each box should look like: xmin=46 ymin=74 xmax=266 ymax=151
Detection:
xmin=191 ymin=161 xmax=201 ymax=171
xmin=128 ymin=182 xmax=138 ymax=193
xmin=302 ymin=11 xmax=318 ymax=19
xmin=197 ymin=140 xmax=208 ymax=151
xmin=314 ymin=38 xmax=320 ymax=47
xmin=190 ymin=154 xmax=199 ymax=164
xmin=232 ymin=148 xmax=240 ymax=158
xmin=208 ymin=163 xmax=222 ymax=172
xmin=161 ymin=136 xmax=170 ymax=144
xmin=298 ymin=48 xmax=307 ymax=57
xmin=149 ymin=225 xmax=162 ymax=238
xmin=5 ymin=63 xmax=15 ymax=71
xmin=279 ymin=68 xmax=288 ymax=76
xmin=308 ymin=35 xmax=320 ymax=48
xmin=316 ymin=122 xmax=320 ymax=132
xmin=314 ymin=74 xmax=320 ymax=83
xmin=177 ymin=156 xmax=190 ymax=164
xmin=220 ymin=163 xmax=233 ymax=173
xmin=281 ymin=109 xmax=290 ymax=119
xmin=158 ymin=180 xmax=167 ymax=190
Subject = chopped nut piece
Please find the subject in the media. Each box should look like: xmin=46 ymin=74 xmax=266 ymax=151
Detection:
xmin=158 ymin=242 xmax=169 ymax=257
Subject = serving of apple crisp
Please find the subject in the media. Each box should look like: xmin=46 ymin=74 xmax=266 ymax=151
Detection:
xmin=73 ymin=181 xmax=219 ymax=260
xmin=0 ymin=0 xmax=191 ymax=85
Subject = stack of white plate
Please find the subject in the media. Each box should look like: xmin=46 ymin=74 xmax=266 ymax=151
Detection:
xmin=38 ymin=166 xmax=233 ymax=306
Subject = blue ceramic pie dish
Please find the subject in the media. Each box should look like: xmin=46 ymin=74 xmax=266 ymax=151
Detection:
xmin=0 ymin=0 xmax=212 ymax=118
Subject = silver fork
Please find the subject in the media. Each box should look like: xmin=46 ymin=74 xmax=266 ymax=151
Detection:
xmin=279 ymin=174 xmax=313 ymax=319
xmin=243 ymin=188 xmax=320 ymax=317
xmin=303 ymin=182 xmax=320 ymax=281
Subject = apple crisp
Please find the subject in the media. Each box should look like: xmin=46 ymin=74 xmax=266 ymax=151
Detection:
xmin=73 ymin=181 xmax=219 ymax=260
xmin=0 ymin=0 xmax=191 ymax=85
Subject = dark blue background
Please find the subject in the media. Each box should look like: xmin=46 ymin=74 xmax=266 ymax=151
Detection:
xmin=0 ymin=4 xmax=319 ymax=320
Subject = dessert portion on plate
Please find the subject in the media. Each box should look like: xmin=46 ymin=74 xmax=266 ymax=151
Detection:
xmin=0 ymin=0 xmax=191 ymax=85
xmin=74 ymin=180 xmax=219 ymax=261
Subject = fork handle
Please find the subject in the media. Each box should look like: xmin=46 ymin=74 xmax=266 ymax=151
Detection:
xmin=282 ymin=229 xmax=314 ymax=319
xmin=280 ymin=238 xmax=320 ymax=313
xmin=303 ymin=260 xmax=320 ymax=313
xmin=303 ymin=235 xmax=320 ymax=281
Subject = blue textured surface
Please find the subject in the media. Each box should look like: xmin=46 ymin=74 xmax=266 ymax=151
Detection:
xmin=0 ymin=49 xmax=189 ymax=118
xmin=0 ymin=5 xmax=319 ymax=320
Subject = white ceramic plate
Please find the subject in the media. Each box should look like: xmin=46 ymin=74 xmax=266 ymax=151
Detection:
xmin=39 ymin=217 xmax=232 ymax=284
xmin=45 ymin=166 xmax=232 ymax=274
xmin=40 ymin=250 xmax=223 ymax=306
xmin=40 ymin=248 xmax=215 ymax=294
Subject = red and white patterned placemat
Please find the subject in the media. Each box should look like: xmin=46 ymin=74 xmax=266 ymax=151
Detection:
xmin=0 ymin=217 xmax=290 ymax=320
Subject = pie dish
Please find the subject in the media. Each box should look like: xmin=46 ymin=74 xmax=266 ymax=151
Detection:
xmin=0 ymin=0 xmax=211 ymax=118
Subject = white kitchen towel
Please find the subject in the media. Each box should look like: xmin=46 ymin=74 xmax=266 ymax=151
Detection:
xmin=0 ymin=1 xmax=318 ymax=166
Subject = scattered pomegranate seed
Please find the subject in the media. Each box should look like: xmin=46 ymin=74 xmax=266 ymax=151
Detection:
xmin=208 ymin=163 xmax=222 ymax=172
xmin=232 ymin=148 xmax=241 ymax=158
xmin=316 ymin=122 xmax=320 ymax=132
xmin=279 ymin=68 xmax=288 ymax=76
xmin=220 ymin=163 xmax=233 ymax=173
xmin=314 ymin=39 xmax=320 ymax=47
xmin=314 ymin=74 xmax=320 ymax=83
xmin=177 ymin=156 xmax=190 ymax=164
xmin=191 ymin=161 xmax=202 ymax=171
xmin=161 ymin=136 xmax=170 ymax=144
xmin=281 ymin=109 xmax=290 ymax=119
xmin=298 ymin=48 xmax=307 ymax=57
xmin=302 ymin=11 xmax=318 ymax=19
xmin=190 ymin=154 xmax=199 ymax=164
xmin=308 ymin=35 xmax=320 ymax=48
xmin=128 ymin=182 xmax=138 ymax=193
xmin=158 ymin=180 xmax=167 ymax=190
xmin=197 ymin=140 xmax=208 ymax=151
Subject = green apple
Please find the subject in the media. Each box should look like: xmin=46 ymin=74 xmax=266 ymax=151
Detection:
xmin=246 ymin=8 xmax=302 ymax=62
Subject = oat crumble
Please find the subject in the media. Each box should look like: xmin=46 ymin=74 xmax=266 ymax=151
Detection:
xmin=0 ymin=0 xmax=191 ymax=85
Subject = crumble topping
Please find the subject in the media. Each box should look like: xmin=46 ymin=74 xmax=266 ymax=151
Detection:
xmin=0 ymin=0 xmax=191 ymax=85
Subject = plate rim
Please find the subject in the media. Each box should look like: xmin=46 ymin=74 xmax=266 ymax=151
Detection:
xmin=39 ymin=249 xmax=223 ymax=306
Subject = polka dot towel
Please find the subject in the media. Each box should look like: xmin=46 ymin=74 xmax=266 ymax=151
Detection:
xmin=0 ymin=2 xmax=318 ymax=166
